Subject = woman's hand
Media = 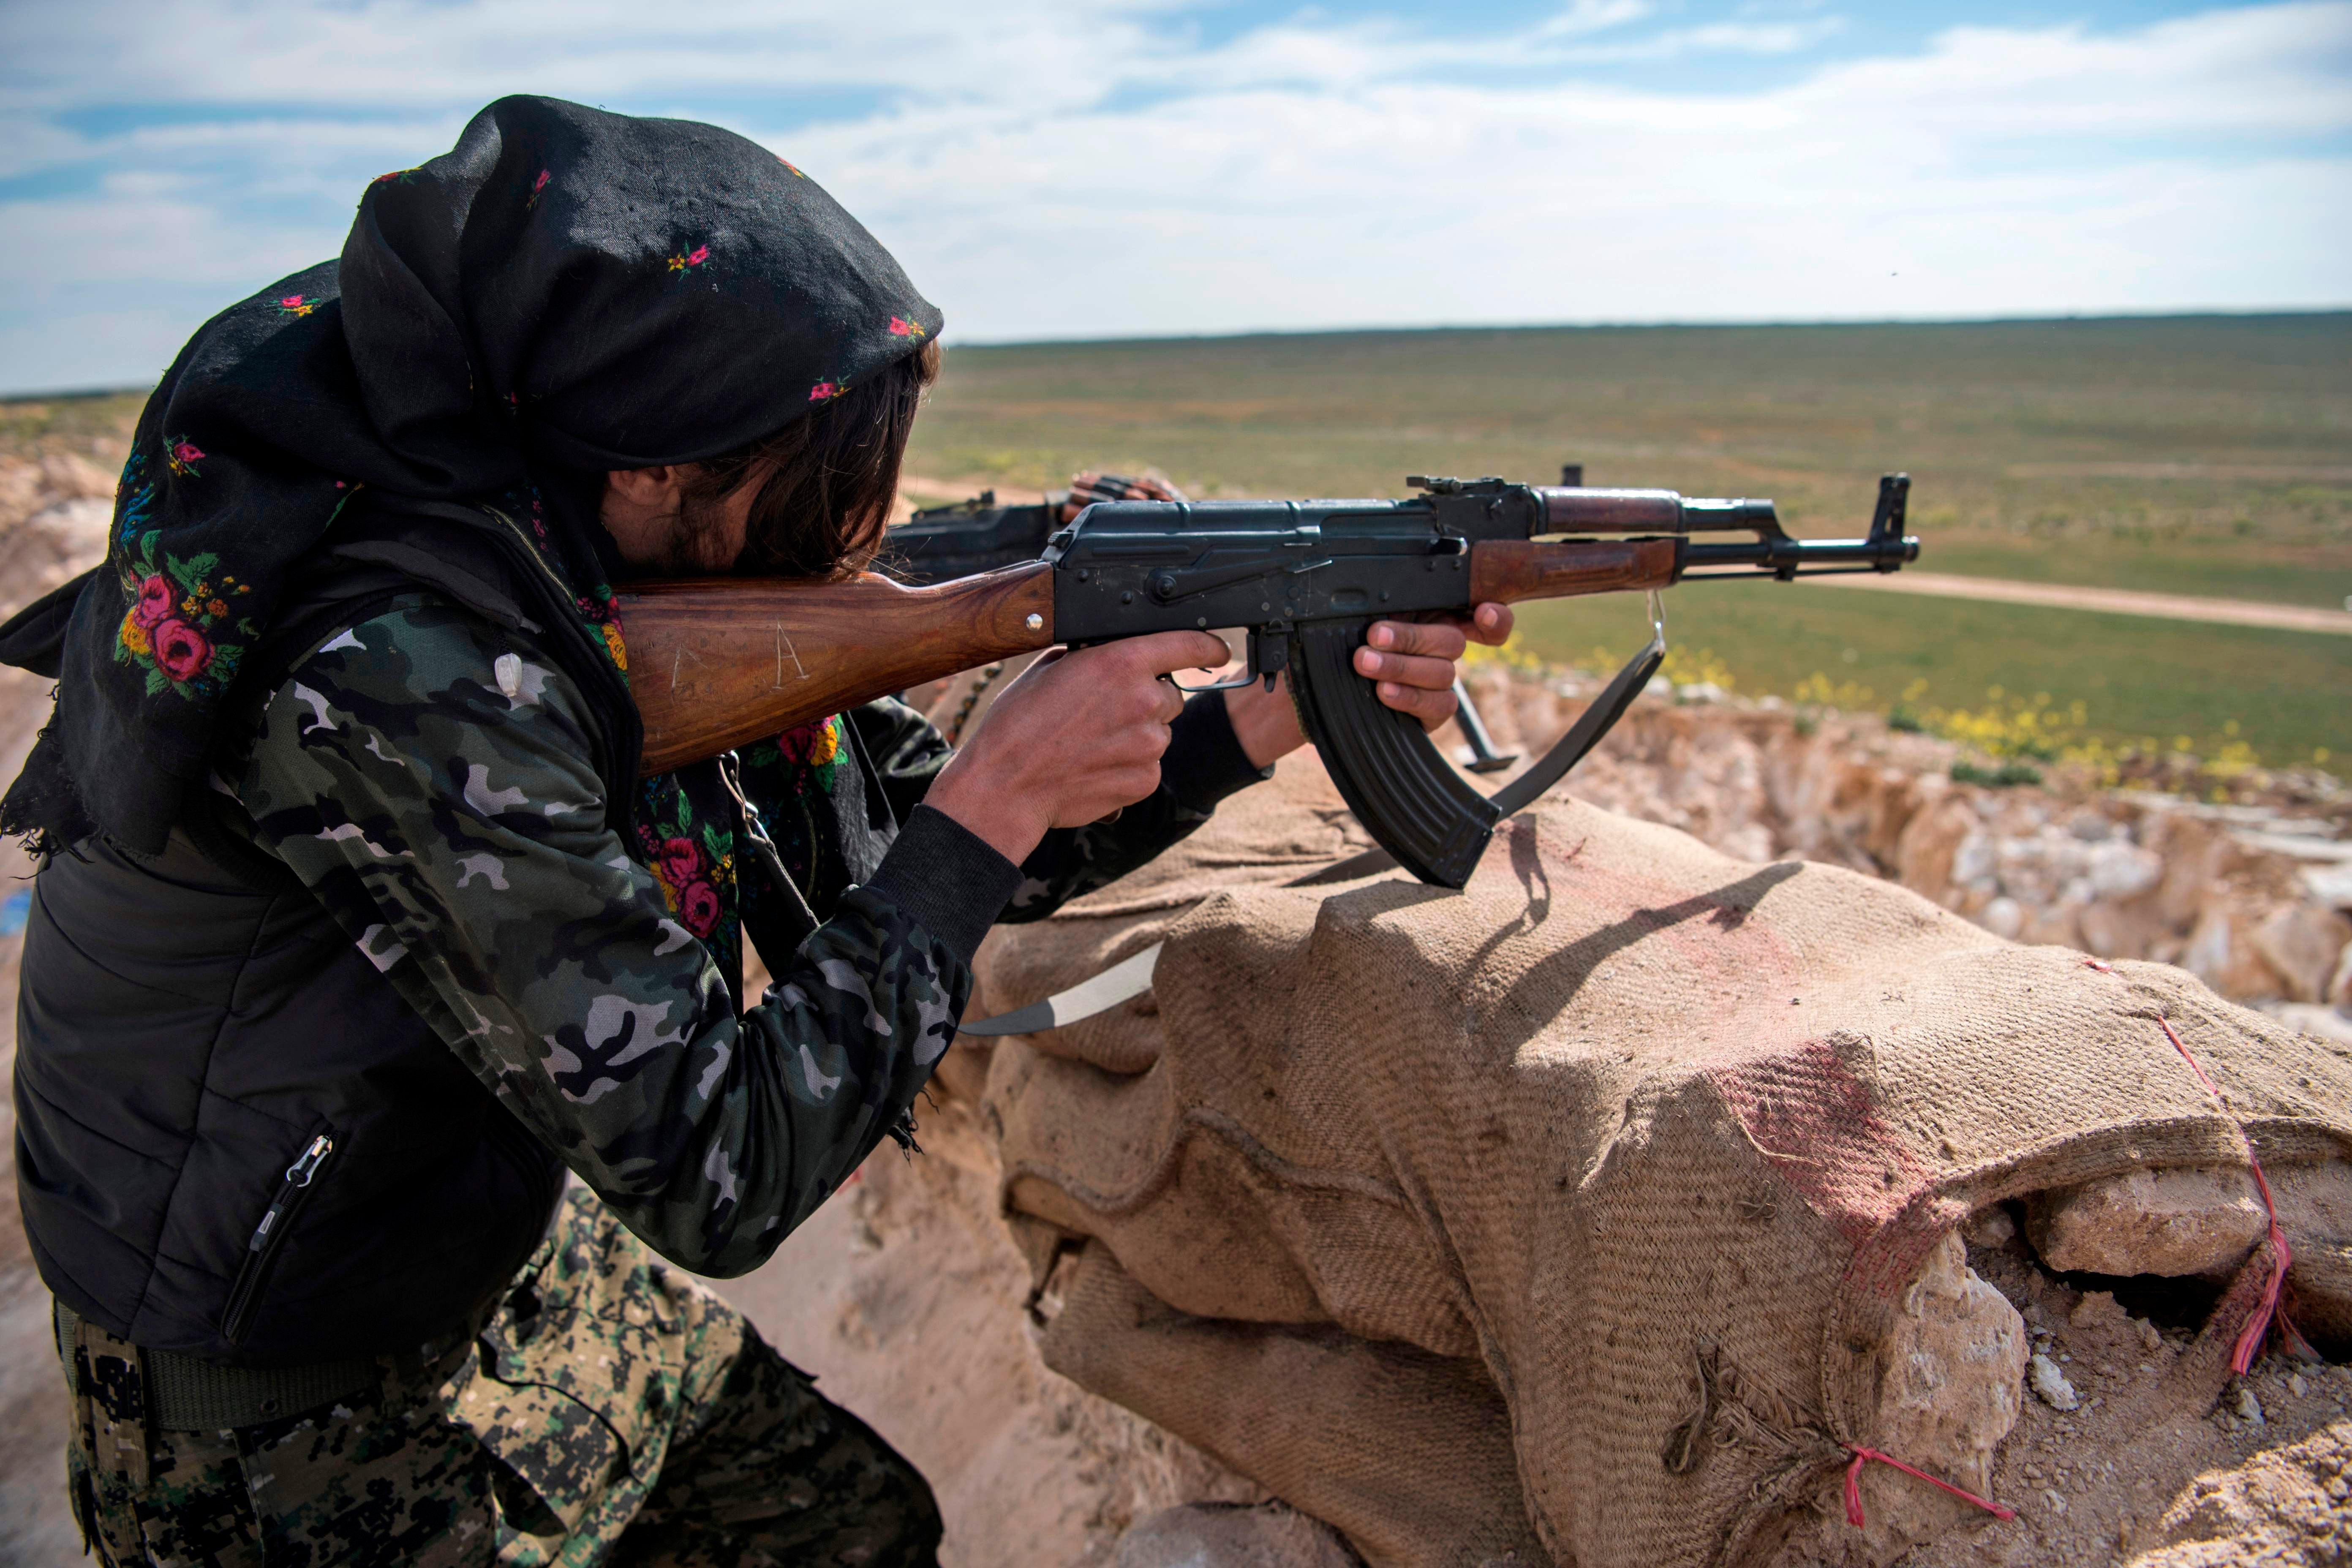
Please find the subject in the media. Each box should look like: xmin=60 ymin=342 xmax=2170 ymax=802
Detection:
xmin=924 ymin=630 xmax=1232 ymax=866
xmin=1222 ymin=603 xmax=1517 ymax=768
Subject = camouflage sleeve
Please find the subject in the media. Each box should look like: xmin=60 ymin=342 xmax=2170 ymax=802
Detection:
xmin=999 ymin=688 xmax=1273 ymax=922
xmin=225 ymin=595 xmax=1020 ymax=1278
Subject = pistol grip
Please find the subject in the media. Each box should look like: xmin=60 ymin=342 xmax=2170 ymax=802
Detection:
xmin=1287 ymin=620 xmax=1499 ymax=890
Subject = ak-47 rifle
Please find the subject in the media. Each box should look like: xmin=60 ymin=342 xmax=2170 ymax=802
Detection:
xmin=618 ymin=473 xmax=1920 ymax=888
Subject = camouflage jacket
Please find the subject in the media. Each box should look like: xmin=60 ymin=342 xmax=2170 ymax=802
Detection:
xmin=218 ymin=592 xmax=1266 ymax=1278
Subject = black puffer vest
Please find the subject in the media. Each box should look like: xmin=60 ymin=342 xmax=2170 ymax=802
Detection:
xmin=11 ymin=498 xmax=637 ymax=1366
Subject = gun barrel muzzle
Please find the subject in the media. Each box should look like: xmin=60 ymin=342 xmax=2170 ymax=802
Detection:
xmin=1537 ymin=488 xmax=1778 ymax=534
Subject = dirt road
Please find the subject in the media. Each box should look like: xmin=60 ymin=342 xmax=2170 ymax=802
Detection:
xmin=1790 ymin=570 xmax=2351 ymax=635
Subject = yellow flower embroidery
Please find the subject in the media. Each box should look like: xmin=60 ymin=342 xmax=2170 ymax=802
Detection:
xmin=601 ymin=622 xmax=627 ymax=671
xmin=119 ymin=610 xmax=151 ymax=658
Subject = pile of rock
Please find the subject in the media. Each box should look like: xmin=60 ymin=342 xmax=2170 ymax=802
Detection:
xmin=1462 ymin=664 xmax=2352 ymax=1041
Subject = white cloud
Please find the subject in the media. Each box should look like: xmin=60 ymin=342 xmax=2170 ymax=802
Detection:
xmin=1 ymin=1 xmax=2346 ymax=392
xmin=776 ymin=4 xmax=2352 ymax=338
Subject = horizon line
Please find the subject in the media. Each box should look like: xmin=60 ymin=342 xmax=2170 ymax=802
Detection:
xmin=8 ymin=305 xmax=2348 ymax=403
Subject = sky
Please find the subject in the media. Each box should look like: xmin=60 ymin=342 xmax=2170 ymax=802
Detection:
xmin=2 ymin=0 xmax=2348 ymax=395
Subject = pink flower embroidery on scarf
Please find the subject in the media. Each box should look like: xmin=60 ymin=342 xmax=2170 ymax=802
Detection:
xmin=150 ymin=618 xmax=214 ymax=683
xmin=273 ymin=294 xmax=318 ymax=319
xmin=777 ymin=716 xmax=841 ymax=767
xmin=667 ymin=245 xmax=710 ymax=275
xmin=653 ymin=836 xmax=702 ymax=890
xmin=888 ymin=316 xmax=925 ymax=339
xmin=808 ymin=381 xmax=840 ymax=402
xmin=132 ymin=575 xmax=174 ymax=629
xmin=679 ymin=880 xmax=722 ymax=936
xmin=165 ymin=438 xmax=205 ymax=478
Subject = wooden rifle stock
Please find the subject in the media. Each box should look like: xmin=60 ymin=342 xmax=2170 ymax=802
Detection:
xmin=1467 ymin=536 xmax=1678 ymax=604
xmin=619 ymin=561 xmax=1055 ymax=775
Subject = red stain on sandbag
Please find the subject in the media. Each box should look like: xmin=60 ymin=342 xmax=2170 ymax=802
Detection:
xmin=1707 ymin=1038 xmax=1931 ymax=1250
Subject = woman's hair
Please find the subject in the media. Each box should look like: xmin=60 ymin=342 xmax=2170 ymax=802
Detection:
xmin=684 ymin=337 xmax=940 ymax=578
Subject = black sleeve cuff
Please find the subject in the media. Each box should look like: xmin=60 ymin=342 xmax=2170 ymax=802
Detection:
xmin=1159 ymin=689 xmax=1274 ymax=814
xmin=863 ymin=804 xmax=1025 ymax=964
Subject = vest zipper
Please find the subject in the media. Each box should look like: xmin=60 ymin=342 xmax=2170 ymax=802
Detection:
xmin=219 ymin=1130 xmax=335 ymax=1346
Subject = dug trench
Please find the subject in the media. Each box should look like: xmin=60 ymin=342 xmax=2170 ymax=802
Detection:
xmin=0 ymin=457 xmax=2348 ymax=1564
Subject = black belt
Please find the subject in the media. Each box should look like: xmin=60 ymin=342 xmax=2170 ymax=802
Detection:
xmin=54 ymin=1301 xmax=386 ymax=1431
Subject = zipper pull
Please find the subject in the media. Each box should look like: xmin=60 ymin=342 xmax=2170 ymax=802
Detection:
xmin=247 ymin=1134 xmax=334 ymax=1252
xmin=285 ymin=1133 xmax=334 ymax=1187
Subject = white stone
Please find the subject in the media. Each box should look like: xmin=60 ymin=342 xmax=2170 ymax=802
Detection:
xmin=2085 ymin=839 xmax=2163 ymax=899
xmin=1981 ymin=897 xmax=2024 ymax=940
xmin=2307 ymin=863 xmax=2352 ymax=910
xmin=1952 ymin=832 xmax=1995 ymax=888
xmin=2030 ymin=1353 xmax=2079 ymax=1411
xmin=2231 ymin=1386 xmax=2264 ymax=1426
xmin=1836 ymin=1233 xmax=2027 ymax=1561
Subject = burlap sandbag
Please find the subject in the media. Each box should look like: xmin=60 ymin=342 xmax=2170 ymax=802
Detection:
xmin=975 ymin=757 xmax=2352 ymax=1568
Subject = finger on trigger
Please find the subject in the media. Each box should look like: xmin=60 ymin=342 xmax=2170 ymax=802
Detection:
xmin=1133 ymin=629 xmax=1234 ymax=675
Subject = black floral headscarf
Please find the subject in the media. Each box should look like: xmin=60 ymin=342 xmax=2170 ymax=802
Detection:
xmin=1 ymin=95 xmax=941 ymax=855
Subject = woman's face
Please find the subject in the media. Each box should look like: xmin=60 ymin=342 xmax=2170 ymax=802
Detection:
xmin=598 ymin=460 xmax=777 ymax=576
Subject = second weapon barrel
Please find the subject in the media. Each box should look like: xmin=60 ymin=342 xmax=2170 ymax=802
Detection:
xmin=1537 ymin=487 xmax=1779 ymax=534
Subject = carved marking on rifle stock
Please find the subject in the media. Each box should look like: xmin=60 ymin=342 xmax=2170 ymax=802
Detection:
xmin=669 ymin=642 xmax=707 ymax=691
xmin=775 ymin=625 xmax=809 ymax=687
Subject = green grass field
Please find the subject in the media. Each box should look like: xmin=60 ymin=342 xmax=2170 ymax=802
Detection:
xmin=9 ymin=317 xmax=2349 ymax=766
xmin=903 ymin=316 xmax=2352 ymax=767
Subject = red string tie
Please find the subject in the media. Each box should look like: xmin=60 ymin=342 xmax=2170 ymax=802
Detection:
xmin=2153 ymin=1013 xmax=2306 ymax=1369
xmin=2080 ymin=959 xmax=2307 ymax=1371
xmin=1844 ymin=1446 xmax=2015 ymax=1526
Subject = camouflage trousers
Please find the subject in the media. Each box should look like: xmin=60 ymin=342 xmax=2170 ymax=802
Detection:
xmin=64 ymin=1188 xmax=939 ymax=1566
